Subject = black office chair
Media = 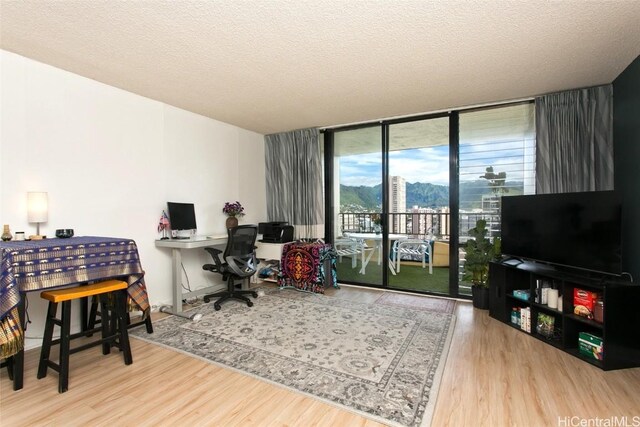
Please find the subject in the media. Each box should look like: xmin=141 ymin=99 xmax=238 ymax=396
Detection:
xmin=202 ymin=225 xmax=259 ymax=310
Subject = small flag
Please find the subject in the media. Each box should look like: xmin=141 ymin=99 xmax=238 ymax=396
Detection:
xmin=158 ymin=210 xmax=170 ymax=232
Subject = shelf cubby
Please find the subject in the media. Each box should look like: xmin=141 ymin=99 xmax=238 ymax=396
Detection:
xmin=489 ymin=260 xmax=640 ymax=371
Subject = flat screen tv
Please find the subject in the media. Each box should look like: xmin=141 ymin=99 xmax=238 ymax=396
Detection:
xmin=167 ymin=202 xmax=197 ymax=234
xmin=501 ymin=191 xmax=622 ymax=275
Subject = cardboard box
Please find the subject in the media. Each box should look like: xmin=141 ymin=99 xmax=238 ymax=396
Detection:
xmin=573 ymin=288 xmax=600 ymax=319
xmin=579 ymin=332 xmax=603 ymax=361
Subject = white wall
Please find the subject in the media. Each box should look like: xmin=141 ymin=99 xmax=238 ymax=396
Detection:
xmin=0 ymin=50 xmax=266 ymax=349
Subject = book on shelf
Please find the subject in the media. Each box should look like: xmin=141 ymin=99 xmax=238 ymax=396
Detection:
xmin=535 ymin=279 xmax=552 ymax=304
xmin=520 ymin=307 xmax=531 ymax=333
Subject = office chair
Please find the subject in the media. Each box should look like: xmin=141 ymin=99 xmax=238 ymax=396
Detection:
xmin=202 ymin=225 xmax=259 ymax=310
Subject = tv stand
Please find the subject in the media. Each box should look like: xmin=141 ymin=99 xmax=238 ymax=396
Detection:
xmin=501 ymin=256 xmax=525 ymax=267
xmin=489 ymin=261 xmax=640 ymax=370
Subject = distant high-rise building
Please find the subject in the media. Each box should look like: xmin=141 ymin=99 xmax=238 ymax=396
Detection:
xmin=389 ymin=176 xmax=406 ymax=233
xmin=409 ymin=205 xmax=451 ymax=239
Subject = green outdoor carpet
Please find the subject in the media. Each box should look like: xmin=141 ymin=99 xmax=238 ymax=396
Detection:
xmin=336 ymin=259 xmax=450 ymax=295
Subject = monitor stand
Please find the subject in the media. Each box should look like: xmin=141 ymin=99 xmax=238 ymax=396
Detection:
xmin=172 ymin=229 xmax=196 ymax=239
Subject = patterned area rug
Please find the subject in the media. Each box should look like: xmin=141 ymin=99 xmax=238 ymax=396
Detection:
xmin=374 ymin=292 xmax=457 ymax=314
xmin=131 ymin=289 xmax=455 ymax=427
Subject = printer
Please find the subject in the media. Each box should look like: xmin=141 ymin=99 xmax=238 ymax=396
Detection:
xmin=258 ymin=222 xmax=294 ymax=243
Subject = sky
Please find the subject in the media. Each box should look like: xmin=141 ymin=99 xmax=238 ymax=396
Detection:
xmin=338 ymin=139 xmax=536 ymax=188
xmin=339 ymin=146 xmax=450 ymax=187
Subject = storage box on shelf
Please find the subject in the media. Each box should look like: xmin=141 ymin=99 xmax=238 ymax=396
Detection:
xmin=489 ymin=260 xmax=640 ymax=370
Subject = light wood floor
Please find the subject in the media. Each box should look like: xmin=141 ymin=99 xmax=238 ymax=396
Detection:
xmin=2 ymin=285 xmax=639 ymax=426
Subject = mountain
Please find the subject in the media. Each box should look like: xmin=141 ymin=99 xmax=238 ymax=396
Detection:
xmin=340 ymin=184 xmax=381 ymax=209
xmin=340 ymin=180 xmax=524 ymax=210
xmin=406 ymin=182 xmax=448 ymax=208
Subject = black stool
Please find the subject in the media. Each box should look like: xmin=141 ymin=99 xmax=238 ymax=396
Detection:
xmin=84 ymin=294 xmax=153 ymax=334
xmin=38 ymin=280 xmax=133 ymax=393
xmin=0 ymin=356 xmax=14 ymax=381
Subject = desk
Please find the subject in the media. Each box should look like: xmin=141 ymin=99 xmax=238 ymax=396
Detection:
xmin=344 ymin=233 xmax=408 ymax=274
xmin=0 ymin=236 xmax=151 ymax=390
xmin=255 ymin=241 xmax=285 ymax=261
xmin=155 ymin=237 xmax=287 ymax=312
xmin=155 ymin=236 xmax=227 ymax=314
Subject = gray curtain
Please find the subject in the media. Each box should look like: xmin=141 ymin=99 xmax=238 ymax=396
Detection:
xmin=264 ymin=128 xmax=324 ymax=239
xmin=536 ymin=85 xmax=614 ymax=193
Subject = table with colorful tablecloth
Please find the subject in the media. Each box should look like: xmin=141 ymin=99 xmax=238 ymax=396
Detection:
xmin=277 ymin=240 xmax=337 ymax=293
xmin=0 ymin=236 xmax=151 ymax=390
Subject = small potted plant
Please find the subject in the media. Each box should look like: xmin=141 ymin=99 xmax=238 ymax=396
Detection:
xmin=371 ymin=213 xmax=382 ymax=234
xmin=463 ymin=219 xmax=501 ymax=309
xmin=223 ymin=201 xmax=245 ymax=229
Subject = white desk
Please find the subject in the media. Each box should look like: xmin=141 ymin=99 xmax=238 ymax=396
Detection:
xmin=155 ymin=237 xmax=284 ymax=313
xmin=255 ymin=241 xmax=285 ymax=261
xmin=345 ymin=233 xmax=407 ymax=274
xmin=155 ymin=236 xmax=227 ymax=313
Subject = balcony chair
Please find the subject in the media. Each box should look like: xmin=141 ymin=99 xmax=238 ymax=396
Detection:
xmin=392 ymin=238 xmax=433 ymax=274
xmin=202 ymin=225 xmax=259 ymax=311
xmin=334 ymin=236 xmax=372 ymax=274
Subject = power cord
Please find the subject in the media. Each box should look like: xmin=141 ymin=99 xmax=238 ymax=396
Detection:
xmin=181 ymin=261 xmax=192 ymax=292
xmin=159 ymin=305 xmax=202 ymax=322
xmin=23 ymin=294 xmax=32 ymax=331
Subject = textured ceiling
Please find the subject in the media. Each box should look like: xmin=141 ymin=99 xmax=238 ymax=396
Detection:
xmin=1 ymin=1 xmax=639 ymax=135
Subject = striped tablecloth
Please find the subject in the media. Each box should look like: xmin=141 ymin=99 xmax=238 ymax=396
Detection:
xmin=0 ymin=236 xmax=150 ymax=358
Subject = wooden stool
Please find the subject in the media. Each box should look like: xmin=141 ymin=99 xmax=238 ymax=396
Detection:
xmin=84 ymin=293 xmax=153 ymax=334
xmin=37 ymin=280 xmax=133 ymax=393
xmin=1 ymin=356 xmax=14 ymax=381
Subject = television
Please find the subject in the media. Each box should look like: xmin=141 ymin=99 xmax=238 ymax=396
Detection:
xmin=167 ymin=202 xmax=197 ymax=238
xmin=501 ymin=191 xmax=622 ymax=275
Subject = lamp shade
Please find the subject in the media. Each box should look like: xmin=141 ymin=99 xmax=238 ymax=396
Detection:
xmin=27 ymin=192 xmax=48 ymax=223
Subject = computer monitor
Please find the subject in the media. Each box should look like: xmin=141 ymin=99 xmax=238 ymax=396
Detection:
xmin=167 ymin=202 xmax=197 ymax=238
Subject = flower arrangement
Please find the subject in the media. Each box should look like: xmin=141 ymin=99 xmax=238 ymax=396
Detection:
xmin=223 ymin=201 xmax=245 ymax=217
xmin=371 ymin=213 xmax=382 ymax=225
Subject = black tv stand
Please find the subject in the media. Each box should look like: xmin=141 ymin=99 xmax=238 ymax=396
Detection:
xmin=489 ymin=261 xmax=640 ymax=370
xmin=501 ymin=256 xmax=525 ymax=267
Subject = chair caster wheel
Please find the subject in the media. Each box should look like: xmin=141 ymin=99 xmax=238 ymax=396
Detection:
xmin=247 ymin=301 xmax=253 ymax=307
xmin=214 ymin=304 xmax=221 ymax=311
xmin=251 ymin=292 xmax=258 ymax=298
xmin=203 ymin=297 xmax=210 ymax=303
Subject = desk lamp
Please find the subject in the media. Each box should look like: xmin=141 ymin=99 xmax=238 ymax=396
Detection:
xmin=28 ymin=191 xmax=48 ymax=240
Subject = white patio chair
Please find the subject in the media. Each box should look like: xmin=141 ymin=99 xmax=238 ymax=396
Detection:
xmin=392 ymin=238 xmax=433 ymax=274
xmin=334 ymin=237 xmax=372 ymax=274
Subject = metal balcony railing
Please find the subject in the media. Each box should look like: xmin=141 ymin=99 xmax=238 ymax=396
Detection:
xmin=337 ymin=211 xmax=501 ymax=241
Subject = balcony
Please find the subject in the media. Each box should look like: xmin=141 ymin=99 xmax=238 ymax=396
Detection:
xmin=336 ymin=211 xmax=500 ymax=295
xmin=337 ymin=211 xmax=499 ymax=240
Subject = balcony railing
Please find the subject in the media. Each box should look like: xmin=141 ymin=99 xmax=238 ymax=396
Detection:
xmin=338 ymin=211 xmax=500 ymax=240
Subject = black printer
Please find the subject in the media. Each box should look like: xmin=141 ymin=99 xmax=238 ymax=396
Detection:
xmin=258 ymin=222 xmax=294 ymax=243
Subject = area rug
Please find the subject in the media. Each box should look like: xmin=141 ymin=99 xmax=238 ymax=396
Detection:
xmin=130 ymin=288 xmax=455 ymax=427
xmin=374 ymin=292 xmax=456 ymax=314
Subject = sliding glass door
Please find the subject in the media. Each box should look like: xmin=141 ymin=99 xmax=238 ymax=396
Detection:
xmin=326 ymin=101 xmax=535 ymax=298
xmin=332 ymin=126 xmax=383 ymax=287
xmin=457 ymin=103 xmax=536 ymax=295
xmin=330 ymin=117 xmax=451 ymax=294
xmin=387 ymin=117 xmax=450 ymax=294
